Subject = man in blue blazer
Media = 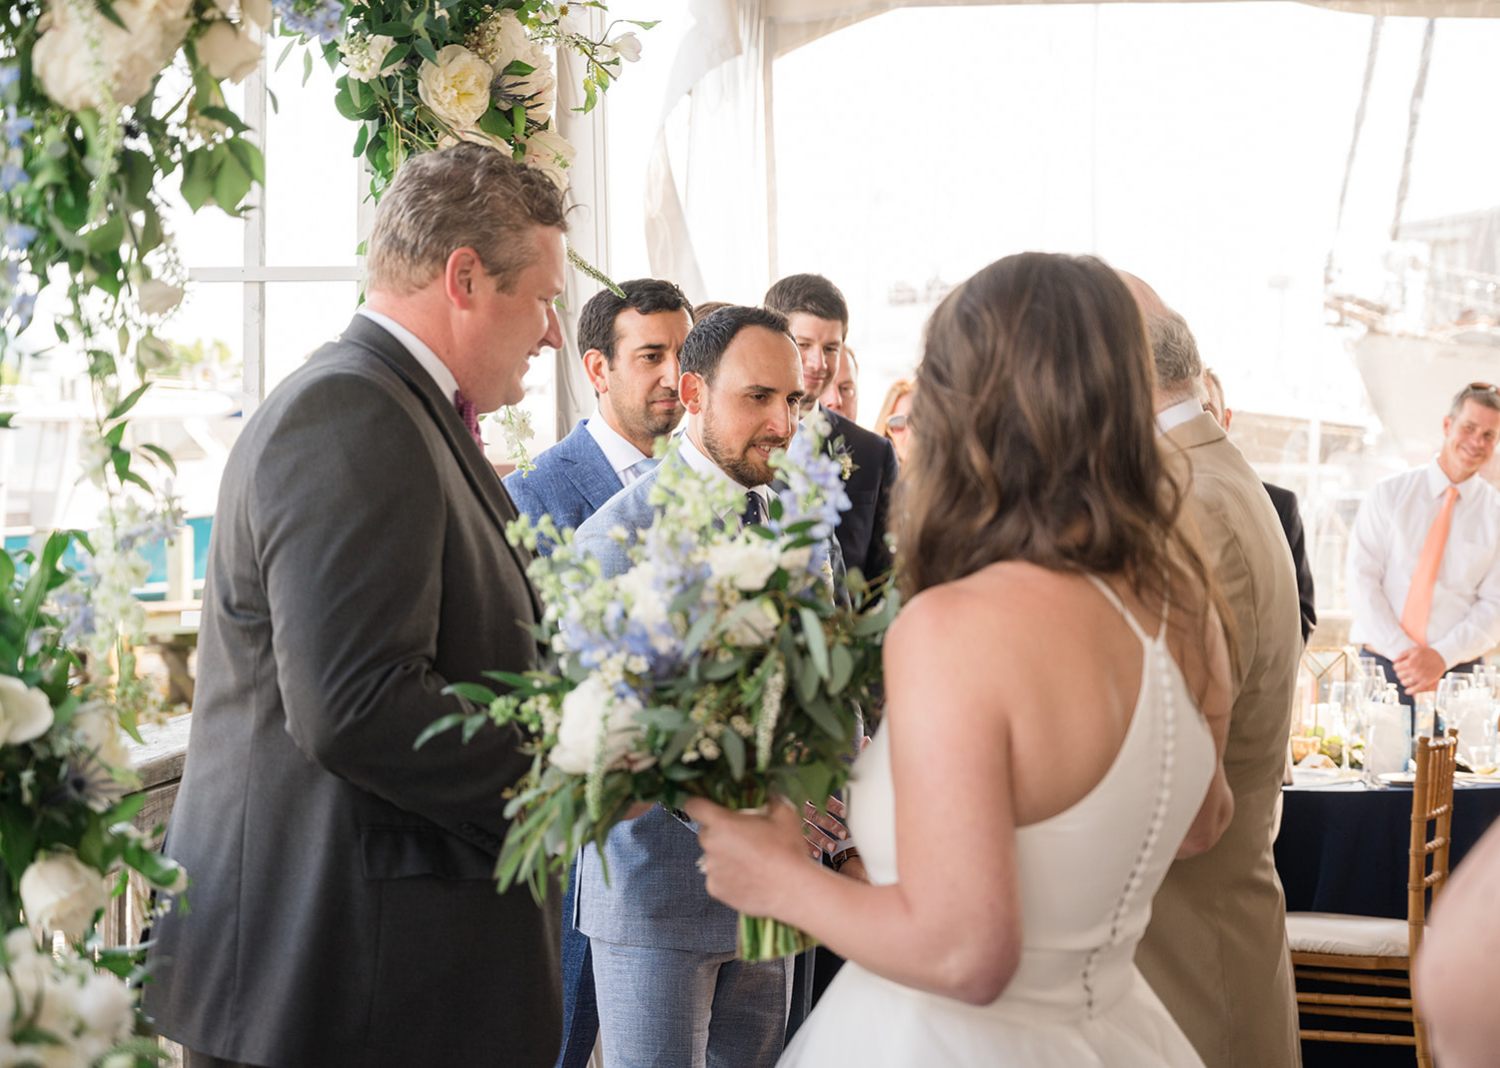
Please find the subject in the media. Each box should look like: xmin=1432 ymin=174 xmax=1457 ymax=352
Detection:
xmin=765 ymin=274 xmax=898 ymax=583
xmin=505 ymin=279 xmax=693 ymax=1068
xmin=572 ymin=306 xmax=810 ymax=1068
xmin=506 ymin=278 xmax=694 ymax=548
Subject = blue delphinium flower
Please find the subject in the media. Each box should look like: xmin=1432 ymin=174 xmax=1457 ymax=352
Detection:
xmin=272 ymin=0 xmax=344 ymax=44
xmin=7 ymin=291 xmax=35 ymax=332
xmin=0 ymin=67 xmax=18 ymax=93
xmin=3 ymin=223 xmax=36 ymax=250
xmin=3 ymin=113 xmax=32 ymax=148
xmin=2 ymin=163 xmax=28 ymax=193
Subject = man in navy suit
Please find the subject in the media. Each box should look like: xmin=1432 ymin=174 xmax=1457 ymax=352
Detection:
xmin=506 ymin=278 xmax=693 ymax=548
xmin=763 ymin=274 xmax=894 ymax=1021
xmin=572 ymin=306 xmax=808 ymax=1068
xmin=764 ymin=274 xmax=897 ymax=583
xmin=505 ymin=278 xmax=693 ymax=1068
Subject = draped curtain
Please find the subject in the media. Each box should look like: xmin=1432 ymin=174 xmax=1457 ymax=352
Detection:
xmin=643 ymin=0 xmax=1500 ymax=307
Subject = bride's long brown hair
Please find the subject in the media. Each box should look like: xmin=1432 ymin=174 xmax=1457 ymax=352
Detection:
xmin=896 ymin=253 xmax=1226 ymax=652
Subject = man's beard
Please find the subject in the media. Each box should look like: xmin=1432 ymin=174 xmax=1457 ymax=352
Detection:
xmin=621 ymin=390 xmax=683 ymax=446
xmin=701 ymin=415 xmax=783 ymax=488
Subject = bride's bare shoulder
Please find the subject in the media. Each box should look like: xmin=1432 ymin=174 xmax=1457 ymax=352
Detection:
xmin=889 ymin=563 xmax=1074 ymax=655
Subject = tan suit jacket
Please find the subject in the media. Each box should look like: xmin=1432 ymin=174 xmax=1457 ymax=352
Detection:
xmin=1136 ymin=413 xmax=1303 ymax=1068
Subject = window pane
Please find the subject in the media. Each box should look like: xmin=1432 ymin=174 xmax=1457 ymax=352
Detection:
xmin=264 ymin=56 xmax=360 ymax=267
xmin=264 ymin=281 xmax=359 ymax=394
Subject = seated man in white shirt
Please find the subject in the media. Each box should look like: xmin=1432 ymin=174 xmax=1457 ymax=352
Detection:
xmin=1348 ymin=383 xmax=1500 ymax=704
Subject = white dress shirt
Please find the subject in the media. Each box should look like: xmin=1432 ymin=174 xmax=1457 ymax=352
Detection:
xmin=356 ymin=308 xmax=459 ymax=401
xmin=585 ymin=414 xmax=652 ymax=487
xmin=680 ymin=434 xmax=769 ymax=524
xmin=1155 ymin=398 xmax=1203 ymax=437
xmin=1347 ymin=459 xmax=1500 ymax=665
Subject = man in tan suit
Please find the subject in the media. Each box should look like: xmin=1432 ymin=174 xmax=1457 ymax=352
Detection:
xmin=1132 ymin=302 xmax=1304 ymax=1068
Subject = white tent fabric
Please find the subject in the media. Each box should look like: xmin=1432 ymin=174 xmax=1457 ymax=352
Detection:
xmin=643 ymin=0 xmax=1500 ymax=305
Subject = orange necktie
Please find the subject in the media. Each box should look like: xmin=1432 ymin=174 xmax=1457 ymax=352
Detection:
xmin=1401 ymin=484 xmax=1460 ymax=645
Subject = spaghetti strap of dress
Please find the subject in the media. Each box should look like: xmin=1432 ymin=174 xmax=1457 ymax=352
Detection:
xmin=1084 ymin=574 xmax=1164 ymax=645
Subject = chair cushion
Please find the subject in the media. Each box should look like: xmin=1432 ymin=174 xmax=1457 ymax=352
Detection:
xmin=1286 ymin=912 xmax=1410 ymax=957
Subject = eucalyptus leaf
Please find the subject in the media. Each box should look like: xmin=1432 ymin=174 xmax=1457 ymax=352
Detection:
xmin=799 ymin=607 xmax=830 ymax=679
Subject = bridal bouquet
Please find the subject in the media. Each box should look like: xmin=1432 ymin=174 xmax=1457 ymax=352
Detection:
xmin=424 ymin=418 xmax=898 ymax=959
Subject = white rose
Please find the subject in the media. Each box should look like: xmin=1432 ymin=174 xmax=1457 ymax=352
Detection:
xmin=727 ymin=597 xmax=781 ymax=646
xmin=491 ymin=10 xmax=544 ymax=70
xmin=33 ymin=0 xmax=191 ymax=111
xmin=197 ymin=19 xmax=263 ymax=84
xmin=550 ymin=676 xmax=641 ymax=775
xmin=0 ymin=676 xmax=54 ymax=745
xmin=241 ymin=0 xmax=271 ymax=29
xmin=519 ymin=128 xmax=576 ymax=191
xmin=418 ymin=45 xmax=494 ymax=130
xmin=341 ymin=33 xmax=396 ymax=82
xmin=19 ymin=853 xmax=107 ymax=942
xmin=608 ymin=32 xmax=642 ymax=63
xmin=74 ymin=706 xmax=133 ymax=773
xmin=778 ymin=545 xmax=813 ymax=574
xmin=707 ymin=540 xmax=781 ymax=591
xmin=72 ymin=969 xmax=134 ymax=1041
xmin=435 ymin=125 xmax=509 ymax=153
xmin=136 ymin=279 xmax=184 ymax=316
xmin=616 ymin=563 xmax=668 ymax=628
xmin=498 ymin=50 xmax=555 ymax=123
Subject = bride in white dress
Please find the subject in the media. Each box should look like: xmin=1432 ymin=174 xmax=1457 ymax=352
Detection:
xmin=684 ymin=252 xmax=1236 ymax=1067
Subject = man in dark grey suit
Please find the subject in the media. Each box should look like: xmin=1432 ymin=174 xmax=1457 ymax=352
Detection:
xmin=764 ymin=274 xmax=898 ymax=583
xmin=504 ymin=278 xmax=693 ymax=1068
xmin=143 ymin=144 xmax=569 ymax=1068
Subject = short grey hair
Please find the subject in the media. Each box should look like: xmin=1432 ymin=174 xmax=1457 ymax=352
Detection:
xmin=1450 ymin=382 xmax=1500 ymax=418
xmin=365 ymin=143 xmax=568 ymax=296
xmin=1146 ymin=310 xmax=1202 ymax=393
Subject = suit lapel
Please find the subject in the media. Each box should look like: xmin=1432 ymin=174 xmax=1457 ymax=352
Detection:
xmin=560 ymin=423 xmax=625 ymax=513
xmin=340 ymin=316 xmax=542 ymax=620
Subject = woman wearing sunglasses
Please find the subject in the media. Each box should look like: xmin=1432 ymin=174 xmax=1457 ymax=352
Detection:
xmin=873 ymin=378 xmax=915 ymax=466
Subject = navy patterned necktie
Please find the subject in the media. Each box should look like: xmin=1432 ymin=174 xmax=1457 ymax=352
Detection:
xmin=453 ymin=390 xmax=484 ymax=447
xmin=742 ymin=490 xmax=765 ymax=528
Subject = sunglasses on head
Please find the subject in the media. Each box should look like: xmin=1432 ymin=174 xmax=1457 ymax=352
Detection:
xmin=1468 ymin=382 xmax=1499 ymax=394
xmin=886 ymin=414 xmax=909 ymax=431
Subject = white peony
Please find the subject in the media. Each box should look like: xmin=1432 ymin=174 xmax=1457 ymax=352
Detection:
xmin=33 ymin=0 xmax=192 ymax=112
xmin=0 ymin=676 xmax=54 ymax=745
xmin=519 ymin=128 xmax=576 ymax=191
xmin=197 ymin=19 xmax=264 ymax=84
xmin=418 ymin=45 xmax=494 ymax=130
xmin=435 ymin=125 xmax=509 ymax=153
xmin=136 ymin=279 xmax=184 ymax=316
xmin=707 ymin=540 xmax=781 ymax=592
xmin=607 ymin=32 xmax=642 ymax=63
xmin=19 ymin=853 xmax=107 ymax=942
xmin=727 ymin=597 xmax=781 ymax=646
xmin=550 ymin=676 xmax=642 ymax=775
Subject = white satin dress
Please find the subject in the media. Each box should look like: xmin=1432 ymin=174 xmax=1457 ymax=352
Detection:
xmin=779 ymin=578 xmax=1214 ymax=1067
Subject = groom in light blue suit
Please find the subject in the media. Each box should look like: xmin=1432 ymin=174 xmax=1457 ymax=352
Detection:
xmin=573 ymin=306 xmax=810 ymax=1068
xmin=505 ymin=279 xmax=694 ymax=1068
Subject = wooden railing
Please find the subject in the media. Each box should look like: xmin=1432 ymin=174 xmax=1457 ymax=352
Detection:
xmin=99 ymin=713 xmax=192 ymax=949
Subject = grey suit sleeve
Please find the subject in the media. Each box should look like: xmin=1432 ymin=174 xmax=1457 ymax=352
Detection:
xmin=253 ymin=376 xmax=532 ymax=849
